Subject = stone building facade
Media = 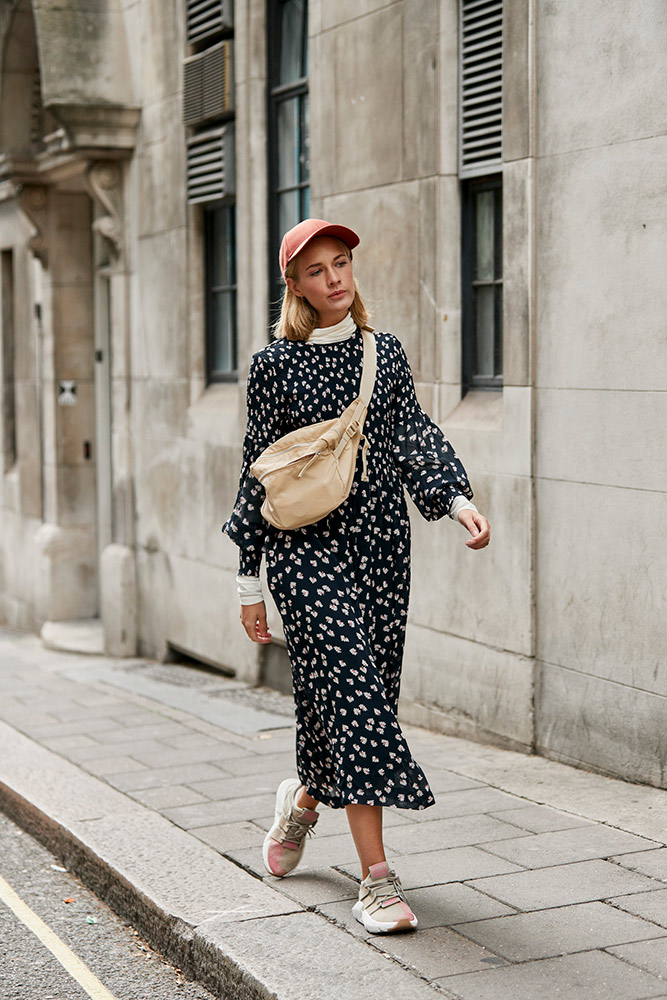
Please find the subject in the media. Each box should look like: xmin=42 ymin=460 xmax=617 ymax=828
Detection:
xmin=0 ymin=0 xmax=665 ymax=788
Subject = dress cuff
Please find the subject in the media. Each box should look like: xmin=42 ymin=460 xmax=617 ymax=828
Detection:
xmin=236 ymin=574 xmax=264 ymax=605
xmin=448 ymin=495 xmax=479 ymax=521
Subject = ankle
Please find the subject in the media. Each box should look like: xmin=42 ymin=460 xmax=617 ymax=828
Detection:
xmin=295 ymin=786 xmax=319 ymax=811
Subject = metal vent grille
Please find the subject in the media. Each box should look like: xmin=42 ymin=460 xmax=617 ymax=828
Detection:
xmin=186 ymin=0 xmax=233 ymax=45
xmin=183 ymin=41 xmax=233 ymax=126
xmin=459 ymin=0 xmax=503 ymax=178
xmin=186 ymin=124 xmax=235 ymax=205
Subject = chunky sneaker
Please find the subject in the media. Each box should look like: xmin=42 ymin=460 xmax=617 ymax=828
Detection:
xmin=262 ymin=778 xmax=319 ymax=877
xmin=352 ymin=861 xmax=418 ymax=933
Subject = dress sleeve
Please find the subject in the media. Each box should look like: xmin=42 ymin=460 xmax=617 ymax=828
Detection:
xmin=390 ymin=335 xmax=474 ymax=521
xmin=221 ymin=350 xmax=287 ymax=576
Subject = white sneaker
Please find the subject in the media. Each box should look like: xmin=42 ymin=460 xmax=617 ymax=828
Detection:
xmin=352 ymin=861 xmax=418 ymax=933
xmin=262 ymin=778 xmax=319 ymax=877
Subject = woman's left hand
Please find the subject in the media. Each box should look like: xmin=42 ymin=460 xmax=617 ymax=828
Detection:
xmin=458 ymin=509 xmax=491 ymax=549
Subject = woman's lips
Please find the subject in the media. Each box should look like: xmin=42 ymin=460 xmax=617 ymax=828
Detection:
xmin=329 ymin=290 xmax=346 ymax=298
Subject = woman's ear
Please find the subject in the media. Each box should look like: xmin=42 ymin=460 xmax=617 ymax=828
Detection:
xmin=285 ymin=275 xmax=302 ymax=297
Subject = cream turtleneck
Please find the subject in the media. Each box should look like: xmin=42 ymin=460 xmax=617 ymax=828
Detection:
xmin=307 ymin=311 xmax=357 ymax=344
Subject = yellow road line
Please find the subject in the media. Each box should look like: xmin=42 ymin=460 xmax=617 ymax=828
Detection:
xmin=0 ymin=873 xmax=117 ymax=1000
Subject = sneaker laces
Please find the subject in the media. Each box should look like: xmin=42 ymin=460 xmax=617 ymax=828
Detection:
xmin=368 ymin=870 xmax=405 ymax=906
xmin=279 ymin=812 xmax=317 ymax=845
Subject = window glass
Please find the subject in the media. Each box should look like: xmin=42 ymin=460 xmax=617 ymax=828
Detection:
xmin=475 ymin=190 xmax=495 ymax=281
xmin=206 ymin=204 xmax=237 ymax=380
xmin=461 ymin=176 xmax=503 ymax=391
xmin=279 ymin=0 xmax=306 ymax=83
xmin=474 ymin=285 xmax=495 ymax=377
xmin=211 ymin=293 xmax=235 ymax=372
xmin=269 ymin=0 xmax=309 ymax=325
xmin=278 ymin=190 xmax=300 ymax=244
xmin=301 ymin=91 xmax=310 ymax=181
xmin=278 ymin=97 xmax=300 ymax=188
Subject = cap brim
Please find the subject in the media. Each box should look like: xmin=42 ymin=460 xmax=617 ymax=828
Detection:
xmin=289 ymin=224 xmax=360 ymax=266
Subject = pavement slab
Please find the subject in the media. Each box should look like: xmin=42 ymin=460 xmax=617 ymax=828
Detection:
xmin=467 ymin=860 xmax=665 ymax=911
xmin=383 ymin=813 xmax=533 ymax=854
xmin=608 ymin=889 xmax=667 ymax=928
xmin=452 ymin=900 xmax=667 ymax=961
xmin=366 ymin=924 xmax=508 ymax=979
xmin=2 ymin=627 xmax=667 ymax=1000
xmin=481 ymin=824 xmax=658 ymax=868
xmin=338 ymin=845 xmax=525 ymax=889
xmin=408 ymin=785 xmax=523 ymax=820
xmin=607 ymin=936 xmax=667 ymax=979
xmin=437 ymin=949 xmax=666 ymax=999
xmin=487 ymin=803 xmax=595 ymax=833
xmin=611 ymin=849 xmax=667 ymax=883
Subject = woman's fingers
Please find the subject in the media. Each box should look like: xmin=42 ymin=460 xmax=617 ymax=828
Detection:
xmin=240 ymin=601 xmax=272 ymax=643
xmin=459 ymin=511 xmax=491 ymax=549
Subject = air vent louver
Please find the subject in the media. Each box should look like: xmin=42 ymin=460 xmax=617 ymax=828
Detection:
xmin=183 ymin=41 xmax=233 ymax=126
xmin=186 ymin=124 xmax=235 ymax=205
xmin=186 ymin=0 xmax=233 ymax=46
xmin=459 ymin=0 xmax=503 ymax=177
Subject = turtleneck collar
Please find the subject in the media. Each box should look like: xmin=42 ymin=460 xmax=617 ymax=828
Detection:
xmin=307 ymin=311 xmax=357 ymax=344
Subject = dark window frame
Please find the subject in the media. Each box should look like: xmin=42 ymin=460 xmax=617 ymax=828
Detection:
xmin=461 ymin=173 xmax=503 ymax=393
xmin=267 ymin=0 xmax=309 ymax=329
xmin=205 ymin=202 xmax=238 ymax=383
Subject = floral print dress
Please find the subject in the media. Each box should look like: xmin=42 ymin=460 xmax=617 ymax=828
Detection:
xmin=222 ymin=327 xmax=474 ymax=810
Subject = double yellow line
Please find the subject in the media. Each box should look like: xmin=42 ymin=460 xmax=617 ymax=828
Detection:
xmin=0 ymin=873 xmax=117 ymax=1000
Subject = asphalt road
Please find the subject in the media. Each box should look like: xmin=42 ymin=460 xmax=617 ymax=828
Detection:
xmin=0 ymin=811 xmax=219 ymax=1000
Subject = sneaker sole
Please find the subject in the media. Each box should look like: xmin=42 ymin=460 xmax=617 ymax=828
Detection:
xmin=352 ymin=899 xmax=418 ymax=934
xmin=262 ymin=777 xmax=301 ymax=877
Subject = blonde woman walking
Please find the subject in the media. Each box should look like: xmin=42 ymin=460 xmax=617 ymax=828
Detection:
xmin=222 ymin=219 xmax=490 ymax=933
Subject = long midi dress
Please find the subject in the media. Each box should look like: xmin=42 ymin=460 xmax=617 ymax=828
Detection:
xmin=222 ymin=326 xmax=474 ymax=811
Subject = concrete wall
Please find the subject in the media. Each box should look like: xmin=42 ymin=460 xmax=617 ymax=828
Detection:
xmin=532 ymin=0 xmax=667 ymax=783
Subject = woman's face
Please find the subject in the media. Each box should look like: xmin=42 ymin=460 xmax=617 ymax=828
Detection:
xmin=286 ymin=236 xmax=356 ymax=327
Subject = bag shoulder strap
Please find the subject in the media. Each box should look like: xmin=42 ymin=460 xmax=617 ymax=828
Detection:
xmin=358 ymin=329 xmax=377 ymax=406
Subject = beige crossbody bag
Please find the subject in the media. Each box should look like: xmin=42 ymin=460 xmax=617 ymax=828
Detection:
xmin=250 ymin=328 xmax=377 ymax=530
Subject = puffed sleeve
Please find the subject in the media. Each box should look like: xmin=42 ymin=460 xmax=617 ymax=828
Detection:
xmin=390 ymin=335 xmax=474 ymax=521
xmin=221 ymin=349 xmax=287 ymax=576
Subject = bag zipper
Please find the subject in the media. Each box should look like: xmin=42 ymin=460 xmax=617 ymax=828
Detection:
xmin=256 ymin=451 xmax=320 ymax=484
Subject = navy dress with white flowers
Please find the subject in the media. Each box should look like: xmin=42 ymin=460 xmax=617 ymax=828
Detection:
xmin=222 ymin=328 xmax=474 ymax=810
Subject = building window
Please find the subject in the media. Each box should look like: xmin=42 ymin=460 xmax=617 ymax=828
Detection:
xmin=459 ymin=0 xmax=503 ymax=392
xmin=268 ymin=0 xmax=309 ymax=323
xmin=205 ymin=204 xmax=237 ymax=381
xmin=461 ymin=175 xmax=503 ymax=391
xmin=1 ymin=249 xmax=16 ymax=471
xmin=183 ymin=2 xmax=236 ymax=383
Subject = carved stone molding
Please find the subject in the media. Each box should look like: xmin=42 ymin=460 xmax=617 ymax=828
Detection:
xmin=18 ymin=183 xmax=49 ymax=265
xmin=87 ymin=160 xmax=123 ymax=257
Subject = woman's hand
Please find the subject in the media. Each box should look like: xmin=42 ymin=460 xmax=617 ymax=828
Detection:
xmin=458 ymin=509 xmax=491 ymax=549
xmin=240 ymin=601 xmax=272 ymax=643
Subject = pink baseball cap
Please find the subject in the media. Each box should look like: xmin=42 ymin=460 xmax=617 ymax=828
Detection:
xmin=279 ymin=218 xmax=360 ymax=278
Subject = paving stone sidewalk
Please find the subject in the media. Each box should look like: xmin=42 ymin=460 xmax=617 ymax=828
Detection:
xmin=1 ymin=626 xmax=667 ymax=999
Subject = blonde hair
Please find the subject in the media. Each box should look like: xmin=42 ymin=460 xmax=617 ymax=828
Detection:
xmin=273 ymin=241 xmax=370 ymax=341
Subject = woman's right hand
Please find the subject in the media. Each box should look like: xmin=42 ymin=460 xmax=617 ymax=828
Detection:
xmin=240 ymin=601 xmax=272 ymax=643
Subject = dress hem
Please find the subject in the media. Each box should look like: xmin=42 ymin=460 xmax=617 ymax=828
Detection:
xmin=302 ymin=781 xmax=436 ymax=812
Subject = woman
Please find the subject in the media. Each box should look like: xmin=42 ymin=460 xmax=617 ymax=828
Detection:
xmin=222 ymin=219 xmax=490 ymax=934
